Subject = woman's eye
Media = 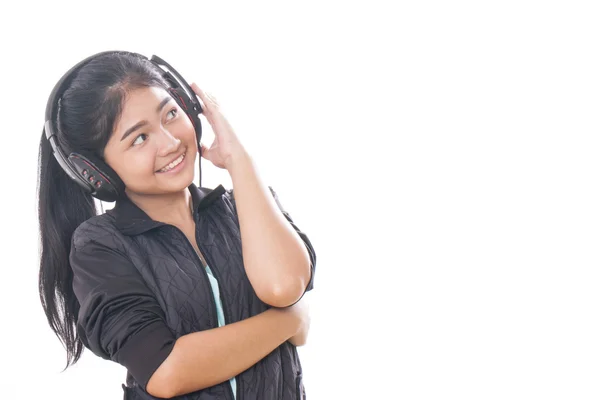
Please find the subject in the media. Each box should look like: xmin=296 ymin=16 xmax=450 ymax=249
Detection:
xmin=167 ymin=108 xmax=178 ymax=120
xmin=132 ymin=134 xmax=147 ymax=146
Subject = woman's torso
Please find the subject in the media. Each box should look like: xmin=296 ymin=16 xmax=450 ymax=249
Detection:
xmin=104 ymin=185 xmax=307 ymax=399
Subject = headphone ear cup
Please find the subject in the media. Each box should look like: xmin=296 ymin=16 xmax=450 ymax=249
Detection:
xmin=68 ymin=152 xmax=125 ymax=202
xmin=168 ymin=87 xmax=202 ymax=145
xmin=44 ymin=126 xmax=93 ymax=193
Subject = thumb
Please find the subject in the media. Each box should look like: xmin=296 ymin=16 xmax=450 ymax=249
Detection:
xmin=199 ymin=143 xmax=212 ymax=161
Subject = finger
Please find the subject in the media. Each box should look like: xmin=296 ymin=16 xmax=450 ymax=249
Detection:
xmin=199 ymin=144 xmax=211 ymax=161
xmin=190 ymin=82 xmax=203 ymax=97
xmin=199 ymin=142 xmax=208 ymax=154
xmin=190 ymin=82 xmax=208 ymax=113
xmin=191 ymin=82 xmax=219 ymax=108
xmin=191 ymin=83 xmax=211 ymax=108
xmin=204 ymin=91 xmax=219 ymax=106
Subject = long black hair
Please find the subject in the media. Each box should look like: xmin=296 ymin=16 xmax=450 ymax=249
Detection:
xmin=37 ymin=51 xmax=169 ymax=368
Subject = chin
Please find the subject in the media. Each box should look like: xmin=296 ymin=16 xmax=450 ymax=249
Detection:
xmin=159 ymin=166 xmax=196 ymax=191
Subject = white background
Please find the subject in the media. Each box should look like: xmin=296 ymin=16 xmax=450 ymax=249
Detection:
xmin=1 ymin=1 xmax=599 ymax=399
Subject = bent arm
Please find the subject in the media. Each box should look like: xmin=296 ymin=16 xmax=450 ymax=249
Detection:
xmin=148 ymin=307 xmax=298 ymax=398
xmin=227 ymin=150 xmax=312 ymax=307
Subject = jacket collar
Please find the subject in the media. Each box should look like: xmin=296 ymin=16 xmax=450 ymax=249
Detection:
xmin=110 ymin=183 xmax=226 ymax=236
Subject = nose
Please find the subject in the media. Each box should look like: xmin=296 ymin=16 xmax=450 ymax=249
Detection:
xmin=156 ymin=129 xmax=181 ymax=157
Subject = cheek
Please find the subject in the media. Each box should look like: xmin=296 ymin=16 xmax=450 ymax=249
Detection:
xmin=177 ymin=117 xmax=198 ymax=144
xmin=117 ymin=151 xmax=157 ymax=182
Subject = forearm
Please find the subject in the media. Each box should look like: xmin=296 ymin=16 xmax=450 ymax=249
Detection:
xmin=147 ymin=308 xmax=297 ymax=398
xmin=227 ymin=150 xmax=311 ymax=307
xmin=289 ymin=325 xmax=310 ymax=347
xmin=288 ymin=299 xmax=311 ymax=347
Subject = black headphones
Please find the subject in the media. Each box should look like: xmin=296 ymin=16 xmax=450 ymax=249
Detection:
xmin=43 ymin=51 xmax=203 ymax=202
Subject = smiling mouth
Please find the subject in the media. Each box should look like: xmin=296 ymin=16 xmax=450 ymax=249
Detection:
xmin=157 ymin=151 xmax=186 ymax=173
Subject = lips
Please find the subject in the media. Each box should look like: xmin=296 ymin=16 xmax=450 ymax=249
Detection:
xmin=156 ymin=151 xmax=186 ymax=173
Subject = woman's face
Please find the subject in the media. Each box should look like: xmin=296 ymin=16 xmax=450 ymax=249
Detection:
xmin=104 ymin=86 xmax=198 ymax=197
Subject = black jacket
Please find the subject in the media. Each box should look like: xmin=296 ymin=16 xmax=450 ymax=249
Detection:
xmin=69 ymin=183 xmax=316 ymax=399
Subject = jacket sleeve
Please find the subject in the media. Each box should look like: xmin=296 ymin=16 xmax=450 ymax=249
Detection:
xmin=70 ymin=232 xmax=175 ymax=391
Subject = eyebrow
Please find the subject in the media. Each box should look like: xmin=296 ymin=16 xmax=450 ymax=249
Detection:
xmin=120 ymin=97 xmax=173 ymax=142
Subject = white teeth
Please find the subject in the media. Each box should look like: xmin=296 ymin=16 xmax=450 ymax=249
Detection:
xmin=159 ymin=153 xmax=185 ymax=172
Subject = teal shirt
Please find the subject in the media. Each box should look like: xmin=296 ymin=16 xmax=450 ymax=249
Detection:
xmin=205 ymin=265 xmax=237 ymax=398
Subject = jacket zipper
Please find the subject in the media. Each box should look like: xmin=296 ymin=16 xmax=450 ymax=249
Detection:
xmin=170 ymin=226 xmax=218 ymax=330
xmin=193 ymin=212 xmax=239 ymax=400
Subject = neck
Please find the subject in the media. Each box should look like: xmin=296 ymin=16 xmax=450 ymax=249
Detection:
xmin=126 ymin=187 xmax=194 ymax=227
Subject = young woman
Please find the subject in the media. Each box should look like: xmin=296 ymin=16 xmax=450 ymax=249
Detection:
xmin=38 ymin=51 xmax=316 ymax=399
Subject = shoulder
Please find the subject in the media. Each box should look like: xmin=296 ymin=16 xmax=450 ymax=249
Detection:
xmin=219 ymin=186 xmax=283 ymax=215
xmin=71 ymin=212 xmax=124 ymax=252
xmin=220 ymin=186 xmax=279 ymax=204
xmin=69 ymin=213 xmax=136 ymax=281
